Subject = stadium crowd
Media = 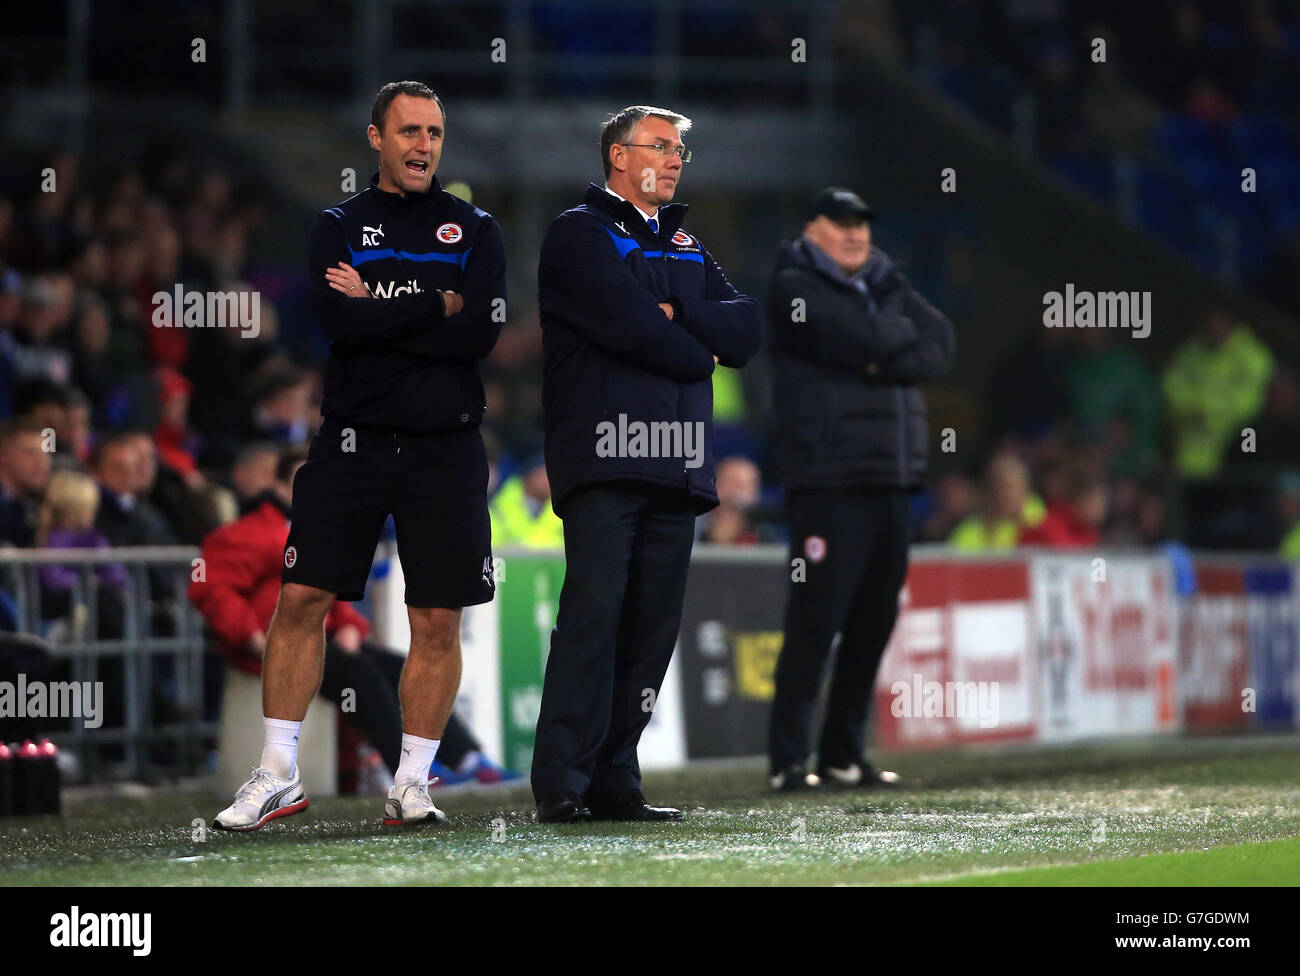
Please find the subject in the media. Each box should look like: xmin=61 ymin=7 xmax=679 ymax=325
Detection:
xmin=0 ymin=145 xmax=1298 ymax=584
xmin=921 ymin=300 xmax=1298 ymax=557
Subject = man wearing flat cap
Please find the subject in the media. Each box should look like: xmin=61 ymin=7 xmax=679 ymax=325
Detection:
xmin=766 ymin=187 xmax=956 ymax=791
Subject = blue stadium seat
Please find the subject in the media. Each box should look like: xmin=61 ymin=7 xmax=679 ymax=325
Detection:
xmin=1133 ymin=163 xmax=1196 ymax=248
xmin=1228 ymin=117 xmax=1294 ymax=159
xmin=1154 ymin=115 xmax=1222 ymax=159
xmin=1049 ymin=153 xmax=1114 ymax=201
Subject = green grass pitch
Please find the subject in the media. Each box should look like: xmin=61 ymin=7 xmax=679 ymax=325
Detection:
xmin=3 ymin=737 xmax=1298 ymax=886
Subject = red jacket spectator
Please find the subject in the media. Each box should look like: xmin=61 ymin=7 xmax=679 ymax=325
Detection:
xmin=153 ymin=366 xmax=198 ymax=477
xmin=189 ymin=496 xmax=369 ymax=674
xmin=1019 ymin=503 xmax=1101 ymax=548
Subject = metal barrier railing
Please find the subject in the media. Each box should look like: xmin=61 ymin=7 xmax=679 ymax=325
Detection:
xmin=0 ymin=546 xmax=213 ymax=784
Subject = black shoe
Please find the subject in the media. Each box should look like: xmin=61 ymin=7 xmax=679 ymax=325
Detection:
xmin=537 ymin=793 xmax=593 ymax=823
xmin=587 ymin=788 xmax=684 ymax=822
xmin=769 ymin=764 xmax=821 ymax=792
xmin=816 ymin=760 xmax=904 ymax=789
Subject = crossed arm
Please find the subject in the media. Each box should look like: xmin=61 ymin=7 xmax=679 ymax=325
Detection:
xmin=768 ymin=267 xmax=955 ymax=383
xmin=308 ymin=212 xmax=506 ymax=361
xmin=537 ymin=213 xmax=762 ymax=380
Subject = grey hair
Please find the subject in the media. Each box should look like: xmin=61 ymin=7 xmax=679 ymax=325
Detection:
xmin=600 ymin=105 xmax=692 ymax=179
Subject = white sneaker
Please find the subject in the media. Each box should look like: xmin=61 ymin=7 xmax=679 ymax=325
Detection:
xmin=383 ymin=777 xmax=446 ymax=827
xmin=213 ymin=767 xmax=308 ymax=831
xmin=821 ymin=763 xmax=903 ymax=788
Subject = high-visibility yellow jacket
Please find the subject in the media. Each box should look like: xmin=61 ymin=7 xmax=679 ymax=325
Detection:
xmin=489 ymin=475 xmax=565 ymax=550
xmin=948 ymin=495 xmax=1046 ymax=551
xmin=1162 ymin=326 xmax=1273 ymax=479
xmin=1280 ymin=521 xmax=1300 ymax=560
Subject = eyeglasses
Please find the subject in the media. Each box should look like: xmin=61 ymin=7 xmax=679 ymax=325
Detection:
xmin=620 ymin=142 xmax=692 ymax=163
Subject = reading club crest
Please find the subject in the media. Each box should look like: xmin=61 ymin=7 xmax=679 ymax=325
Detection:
xmin=436 ymin=222 xmax=464 ymax=244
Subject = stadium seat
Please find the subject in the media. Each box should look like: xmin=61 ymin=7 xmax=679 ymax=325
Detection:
xmin=1227 ymin=117 xmax=1295 ymax=158
xmin=1049 ymin=152 xmax=1114 ymax=200
xmin=1154 ymin=114 xmax=1222 ymax=159
xmin=216 ymin=668 xmax=337 ymax=797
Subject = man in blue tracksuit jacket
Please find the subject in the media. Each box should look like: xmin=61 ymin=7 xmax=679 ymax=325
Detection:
xmin=532 ymin=105 xmax=762 ymax=823
xmin=214 ymin=81 xmax=506 ymax=833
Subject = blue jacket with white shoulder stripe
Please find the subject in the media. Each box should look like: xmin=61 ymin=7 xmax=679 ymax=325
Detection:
xmin=538 ymin=183 xmax=763 ymax=514
xmin=308 ymin=173 xmax=506 ymax=434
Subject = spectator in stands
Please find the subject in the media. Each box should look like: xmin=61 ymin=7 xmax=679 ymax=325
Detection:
xmin=19 ymin=153 xmax=82 ymax=269
xmin=696 ymin=456 xmax=771 ymax=545
xmin=0 ymin=417 xmax=52 ymax=547
xmin=1104 ymin=476 xmax=1156 ymax=547
xmin=1165 ymin=308 xmax=1273 ymax=455
xmin=9 ymin=277 xmax=74 ymax=387
xmin=190 ymin=447 xmax=517 ymax=784
xmin=61 ymin=386 xmax=94 ymax=470
xmin=239 ymin=365 xmax=315 ymax=446
xmin=1162 ymin=305 xmax=1274 ymax=544
xmin=1241 ymin=365 xmax=1300 ymax=482
xmin=70 ymin=290 xmax=117 ymax=408
xmin=125 ymin=428 xmax=221 ymax=546
xmin=13 ymin=379 xmax=91 ymax=472
xmin=228 ymin=441 xmax=281 ymax=514
xmin=489 ymin=453 xmax=563 ymax=550
xmin=0 ymin=266 xmax=23 ymax=417
xmin=35 ymin=469 xmax=127 ymax=638
xmin=948 ymin=453 xmax=1045 ymax=551
xmin=14 ymin=377 xmax=68 ymax=438
xmin=919 ymin=470 xmax=975 ymax=543
xmin=1066 ymin=328 xmax=1161 ymax=479
xmin=90 ymin=430 xmax=185 ymax=646
xmin=1276 ymin=471 xmax=1300 ymax=559
xmin=1134 ymin=485 xmax=1170 ymax=547
xmin=152 ymin=366 xmax=201 ymax=486
xmin=1019 ymin=466 xmax=1107 ymax=549
xmin=91 ymin=431 xmax=178 ymax=550
xmin=140 ymin=222 xmax=186 ymax=368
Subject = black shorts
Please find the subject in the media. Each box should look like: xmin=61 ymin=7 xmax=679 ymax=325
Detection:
xmin=282 ymin=417 xmax=495 ymax=608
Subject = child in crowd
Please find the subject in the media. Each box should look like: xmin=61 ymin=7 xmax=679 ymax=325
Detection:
xmin=36 ymin=470 xmax=127 ymax=633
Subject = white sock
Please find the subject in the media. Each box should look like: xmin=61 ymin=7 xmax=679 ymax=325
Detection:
xmin=455 ymin=750 xmax=482 ymax=775
xmin=395 ymin=733 xmax=440 ymax=785
xmin=261 ymin=717 xmax=302 ymax=779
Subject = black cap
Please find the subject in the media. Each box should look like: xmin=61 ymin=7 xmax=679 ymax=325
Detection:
xmin=808 ymin=186 xmax=875 ymax=223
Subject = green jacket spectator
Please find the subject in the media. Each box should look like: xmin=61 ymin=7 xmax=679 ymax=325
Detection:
xmin=1067 ymin=338 xmax=1161 ymax=478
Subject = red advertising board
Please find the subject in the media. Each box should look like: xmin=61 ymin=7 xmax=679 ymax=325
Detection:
xmin=1180 ymin=563 xmax=1251 ymax=731
xmin=874 ymin=560 xmax=1035 ymax=749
